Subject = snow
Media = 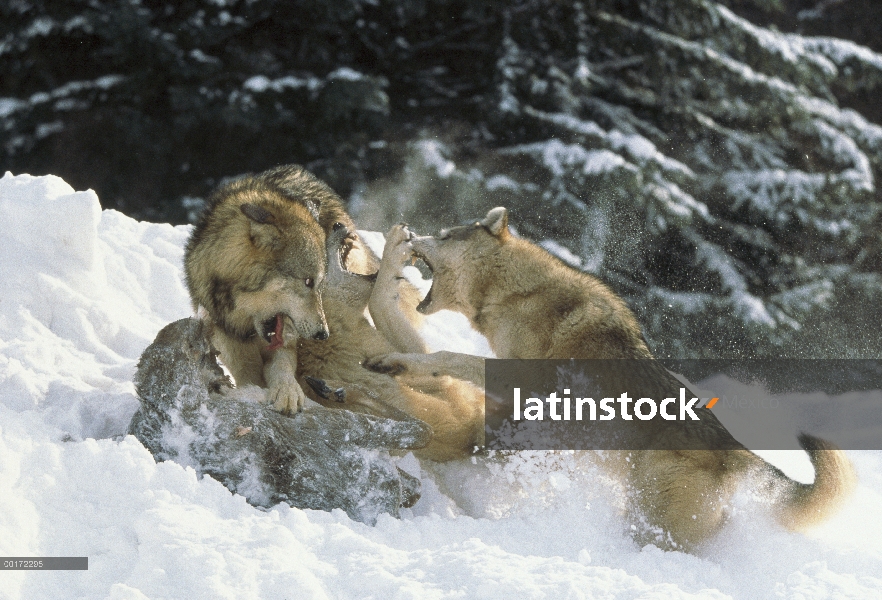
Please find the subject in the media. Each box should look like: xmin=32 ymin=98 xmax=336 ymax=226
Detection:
xmin=243 ymin=74 xmax=322 ymax=94
xmin=522 ymin=109 xmax=694 ymax=178
xmin=497 ymin=34 xmax=524 ymax=115
xmin=484 ymin=174 xmax=521 ymax=192
xmin=242 ymin=68 xmax=369 ymax=95
xmin=0 ymin=76 xmax=126 ymax=120
xmin=1 ymin=173 xmax=881 ymax=599
xmin=712 ymin=5 xmax=838 ymax=77
xmin=539 ymin=240 xmax=583 ymax=269
xmin=415 ymin=140 xmax=457 ymax=179
xmin=0 ymin=98 xmax=27 ymax=119
xmin=713 ymin=4 xmax=882 ymax=81
xmin=328 ymin=67 xmax=369 ymax=82
xmin=800 ymin=36 xmax=882 ymax=73
xmin=503 ymin=139 xmax=631 ymax=178
xmin=684 ymin=231 xmax=776 ymax=328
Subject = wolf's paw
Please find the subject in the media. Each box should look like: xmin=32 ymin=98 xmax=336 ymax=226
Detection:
xmin=268 ymin=380 xmax=307 ymax=415
xmin=304 ymin=375 xmax=346 ymax=402
xmin=363 ymin=353 xmax=410 ymax=376
xmin=381 ymin=224 xmax=414 ymax=269
xmin=386 ymin=223 xmax=413 ymax=245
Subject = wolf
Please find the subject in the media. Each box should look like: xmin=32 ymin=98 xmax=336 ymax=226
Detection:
xmin=365 ymin=206 xmax=856 ymax=550
xmin=295 ymin=222 xmax=484 ymax=462
xmin=184 ymin=165 xmax=377 ymax=414
xmin=184 ymin=163 xmax=479 ymax=457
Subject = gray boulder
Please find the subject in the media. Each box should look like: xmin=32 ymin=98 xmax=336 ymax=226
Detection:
xmin=129 ymin=317 xmax=431 ymax=525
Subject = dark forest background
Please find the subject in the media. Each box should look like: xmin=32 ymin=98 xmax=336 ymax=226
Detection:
xmin=2 ymin=0 xmax=882 ymax=359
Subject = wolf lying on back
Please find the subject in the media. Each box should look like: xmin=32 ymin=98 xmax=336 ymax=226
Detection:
xmin=296 ymin=222 xmax=484 ymax=462
xmin=184 ymin=165 xmax=378 ymax=415
xmin=367 ymin=206 xmax=856 ymax=550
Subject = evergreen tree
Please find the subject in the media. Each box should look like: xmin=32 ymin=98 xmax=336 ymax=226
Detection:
xmin=2 ymin=0 xmax=881 ymax=357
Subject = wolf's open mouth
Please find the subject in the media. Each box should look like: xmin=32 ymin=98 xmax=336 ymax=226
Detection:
xmin=416 ymin=287 xmax=433 ymax=314
xmin=263 ymin=314 xmax=285 ymax=350
xmin=412 ymin=250 xmax=434 ymax=314
xmin=335 ymin=246 xmax=378 ymax=282
xmin=328 ymin=224 xmax=378 ymax=285
xmin=340 ymin=236 xmax=353 ymax=269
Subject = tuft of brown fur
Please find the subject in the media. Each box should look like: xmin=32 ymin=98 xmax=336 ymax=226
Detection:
xmin=367 ymin=206 xmax=856 ymax=550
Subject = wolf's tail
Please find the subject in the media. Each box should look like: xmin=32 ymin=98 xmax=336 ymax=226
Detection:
xmin=757 ymin=434 xmax=856 ymax=531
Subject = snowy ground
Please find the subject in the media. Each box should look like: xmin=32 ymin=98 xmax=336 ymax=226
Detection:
xmin=1 ymin=173 xmax=881 ymax=599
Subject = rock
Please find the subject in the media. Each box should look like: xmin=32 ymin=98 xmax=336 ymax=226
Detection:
xmin=129 ymin=317 xmax=431 ymax=524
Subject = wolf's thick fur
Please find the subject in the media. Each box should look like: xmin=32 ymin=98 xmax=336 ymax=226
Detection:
xmin=184 ymin=163 xmax=479 ymax=458
xmin=184 ymin=165 xmax=378 ymax=414
xmin=296 ymin=223 xmax=484 ymax=462
xmin=367 ymin=207 xmax=856 ymax=550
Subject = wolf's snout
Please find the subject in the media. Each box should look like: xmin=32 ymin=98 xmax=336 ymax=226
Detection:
xmin=313 ymin=329 xmax=329 ymax=341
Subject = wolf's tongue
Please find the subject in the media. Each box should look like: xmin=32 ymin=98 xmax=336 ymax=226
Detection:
xmin=267 ymin=313 xmax=285 ymax=350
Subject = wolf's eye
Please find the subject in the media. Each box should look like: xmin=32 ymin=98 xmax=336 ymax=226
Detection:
xmin=304 ymin=277 xmax=314 ymax=288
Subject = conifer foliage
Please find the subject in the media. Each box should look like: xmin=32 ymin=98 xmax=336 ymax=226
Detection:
xmin=2 ymin=0 xmax=881 ymax=357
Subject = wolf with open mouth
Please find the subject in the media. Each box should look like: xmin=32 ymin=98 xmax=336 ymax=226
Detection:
xmin=184 ymin=165 xmax=377 ymax=414
xmin=366 ymin=206 xmax=856 ymax=551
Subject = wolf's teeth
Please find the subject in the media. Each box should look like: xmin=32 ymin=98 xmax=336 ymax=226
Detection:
xmin=262 ymin=316 xmax=280 ymax=344
xmin=264 ymin=314 xmax=285 ymax=350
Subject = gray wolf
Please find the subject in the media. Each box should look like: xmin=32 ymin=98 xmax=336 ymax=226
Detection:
xmin=129 ymin=317 xmax=428 ymax=524
xmin=184 ymin=165 xmax=376 ymax=414
xmin=366 ymin=206 xmax=856 ymax=550
xmin=184 ymin=164 xmax=479 ymax=460
xmin=296 ymin=222 xmax=485 ymax=462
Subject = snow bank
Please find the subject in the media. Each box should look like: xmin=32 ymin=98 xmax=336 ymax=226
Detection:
xmin=1 ymin=173 xmax=881 ymax=599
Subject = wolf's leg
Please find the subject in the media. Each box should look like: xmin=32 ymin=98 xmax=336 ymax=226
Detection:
xmin=627 ymin=450 xmax=738 ymax=551
xmin=209 ymin=326 xmax=266 ymax=387
xmin=303 ymin=375 xmax=346 ymax=402
xmin=300 ymin=371 xmax=427 ymax=426
xmin=369 ymin=224 xmax=428 ymax=354
xmin=364 ymin=350 xmax=486 ymax=388
xmin=263 ymin=346 xmax=307 ymax=414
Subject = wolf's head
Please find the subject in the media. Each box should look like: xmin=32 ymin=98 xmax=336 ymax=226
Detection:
xmin=409 ymin=206 xmax=509 ymax=318
xmin=185 ymin=175 xmax=330 ymax=346
xmin=233 ymin=199 xmax=329 ymax=346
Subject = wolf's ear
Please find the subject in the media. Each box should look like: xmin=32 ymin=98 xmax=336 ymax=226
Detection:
xmin=241 ymin=202 xmax=276 ymax=225
xmin=241 ymin=203 xmax=279 ymax=248
xmin=304 ymin=200 xmax=320 ymax=222
xmin=480 ymin=206 xmax=509 ymax=238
